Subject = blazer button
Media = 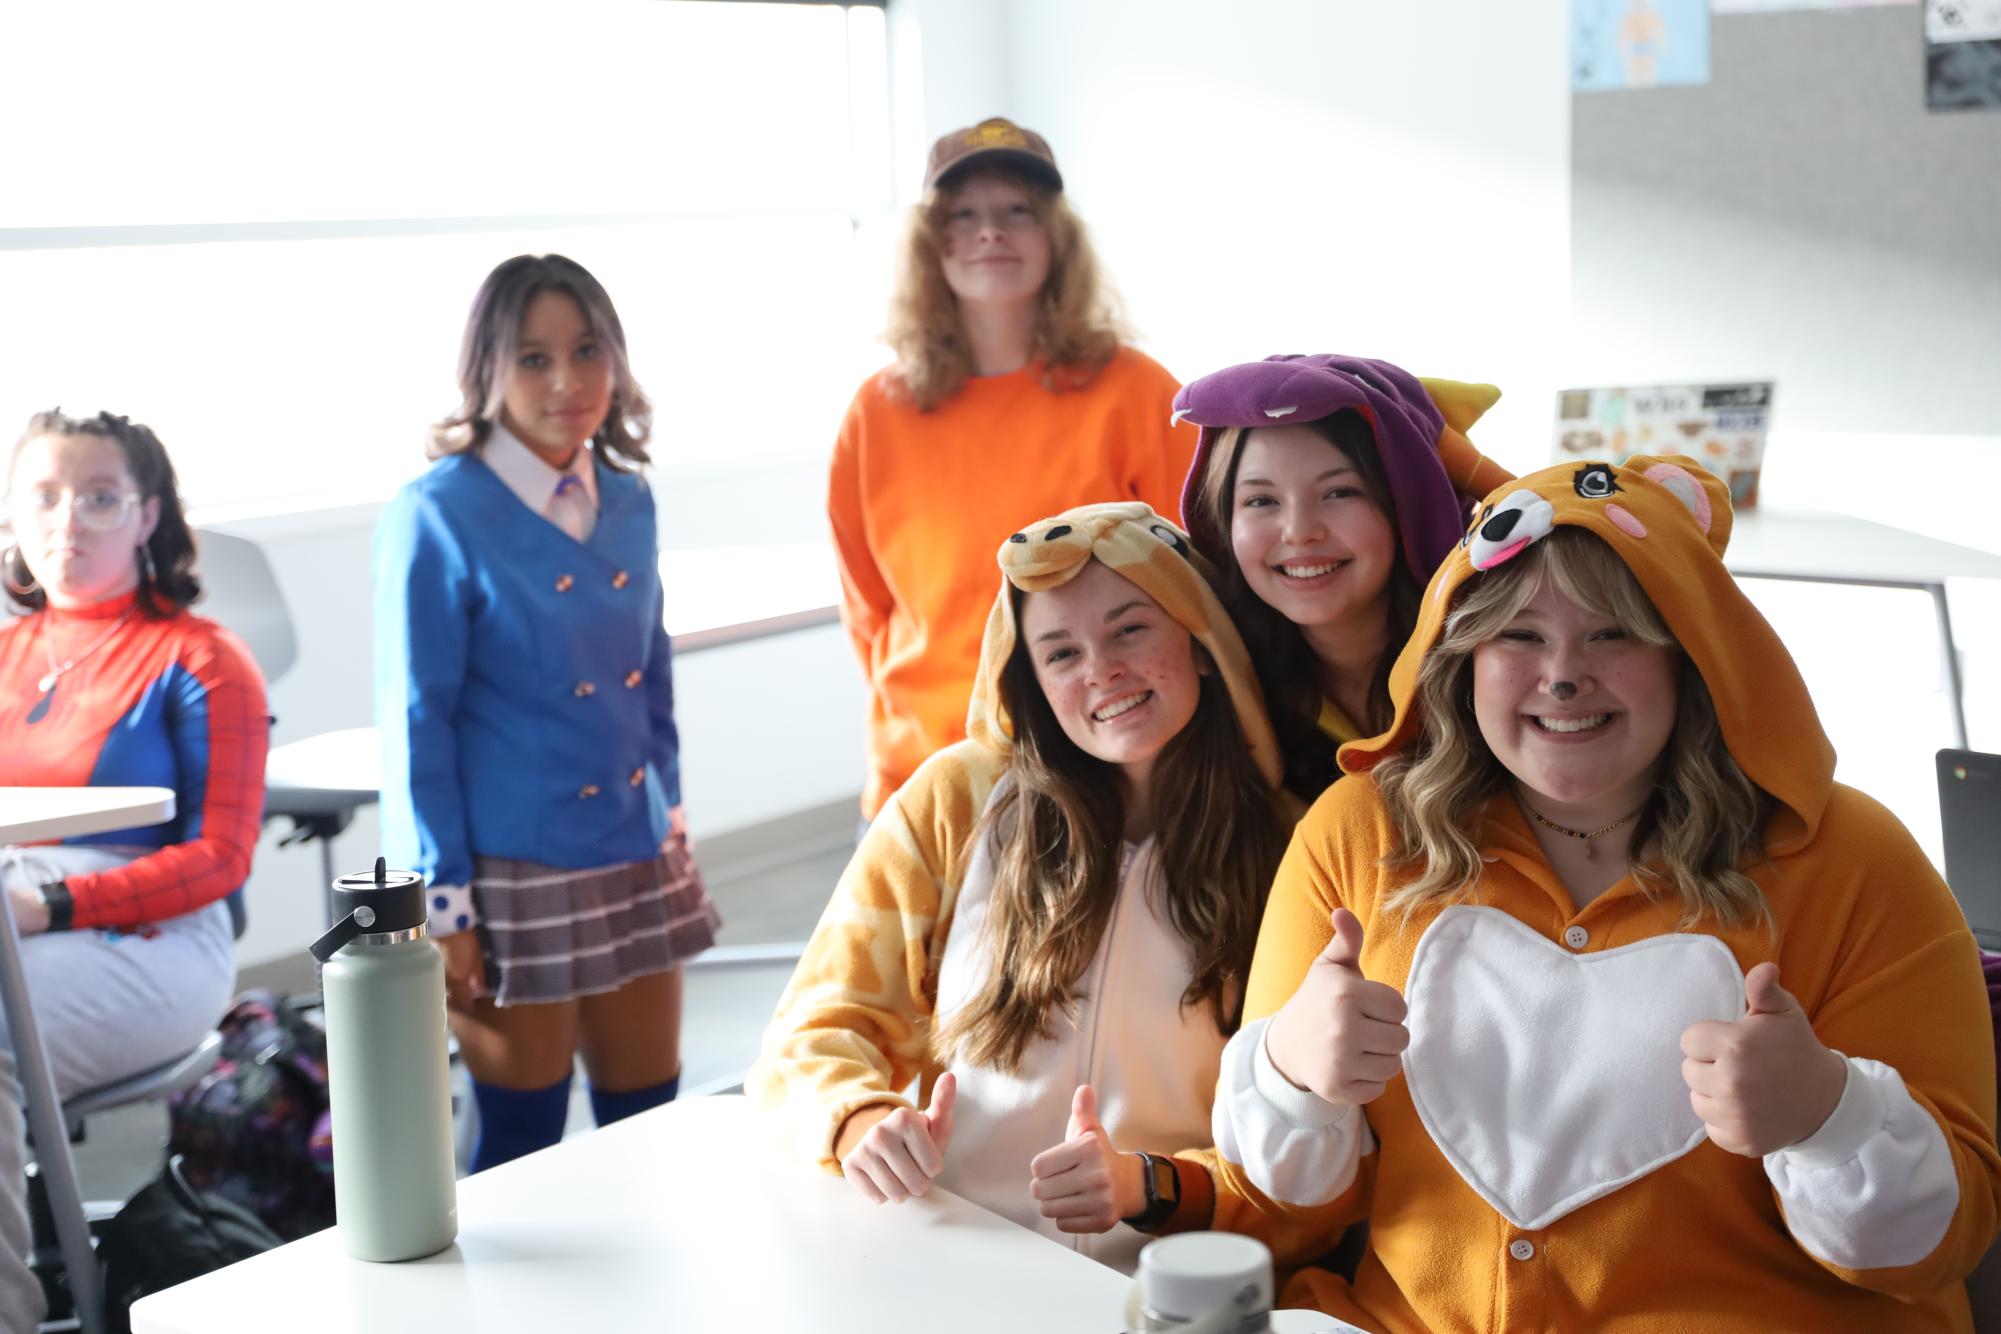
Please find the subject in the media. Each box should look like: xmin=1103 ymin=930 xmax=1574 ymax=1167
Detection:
xmin=624 ymin=669 xmax=643 ymax=688
xmin=578 ymin=784 xmax=600 ymax=799
xmin=574 ymin=681 xmax=596 ymax=698
xmin=612 ymin=569 xmax=630 ymax=589
xmin=629 ymin=767 xmax=646 ymax=787
xmin=555 ymin=574 xmax=575 ymax=593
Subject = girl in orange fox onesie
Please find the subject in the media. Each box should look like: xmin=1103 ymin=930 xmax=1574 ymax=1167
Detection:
xmin=1213 ymin=456 xmax=2001 ymax=1331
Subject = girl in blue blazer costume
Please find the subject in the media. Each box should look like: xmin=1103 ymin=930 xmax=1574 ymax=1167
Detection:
xmin=375 ymin=254 xmax=719 ymax=1170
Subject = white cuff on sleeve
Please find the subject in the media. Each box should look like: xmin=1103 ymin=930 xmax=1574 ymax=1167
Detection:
xmin=426 ymin=882 xmax=478 ymax=936
xmin=1764 ymin=1055 xmax=1959 ymax=1271
xmin=1778 ymin=1054 xmax=1886 ymax=1169
xmin=1213 ymin=1017 xmax=1371 ymax=1209
xmin=1255 ymin=1022 xmax=1357 ymax=1130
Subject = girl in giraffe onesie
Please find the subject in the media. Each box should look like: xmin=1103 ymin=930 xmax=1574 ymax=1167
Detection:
xmin=1212 ymin=455 xmax=2001 ymax=1330
xmin=751 ymin=501 xmax=1294 ymax=1273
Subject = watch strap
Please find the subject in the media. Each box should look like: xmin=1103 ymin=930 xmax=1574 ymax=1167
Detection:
xmin=1121 ymin=1150 xmax=1179 ymax=1229
xmin=38 ymin=880 xmax=74 ymax=933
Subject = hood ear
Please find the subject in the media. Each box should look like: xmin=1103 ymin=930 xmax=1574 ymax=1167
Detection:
xmin=1637 ymin=461 xmax=1730 ymax=559
xmin=1641 ymin=463 xmax=1712 ymax=533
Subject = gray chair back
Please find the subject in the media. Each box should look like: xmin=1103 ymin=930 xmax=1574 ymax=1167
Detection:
xmin=194 ymin=527 xmax=297 ymax=686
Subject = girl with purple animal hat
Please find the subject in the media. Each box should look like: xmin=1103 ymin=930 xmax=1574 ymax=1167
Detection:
xmin=1176 ymin=355 xmax=1512 ymax=802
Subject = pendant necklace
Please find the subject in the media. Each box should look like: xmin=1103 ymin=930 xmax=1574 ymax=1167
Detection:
xmin=1518 ymin=796 xmax=1645 ymax=862
xmin=36 ymin=607 xmax=135 ymax=696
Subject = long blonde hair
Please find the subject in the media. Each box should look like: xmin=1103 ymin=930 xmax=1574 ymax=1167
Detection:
xmin=1373 ymin=529 xmax=1771 ymax=927
xmin=934 ymin=587 xmax=1289 ymax=1075
xmin=883 ymin=165 xmax=1125 ymax=412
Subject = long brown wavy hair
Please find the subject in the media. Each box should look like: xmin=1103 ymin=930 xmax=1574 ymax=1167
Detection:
xmin=934 ymin=585 xmax=1291 ymax=1075
xmin=884 ymin=164 xmax=1126 ymax=412
xmin=1372 ymin=528 xmax=1772 ymax=928
xmin=428 ymin=254 xmax=653 ymax=470
xmin=6 ymin=409 xmax=202 ymax=617
xmin=1189 ymin=410 xmax=1422 ymax=802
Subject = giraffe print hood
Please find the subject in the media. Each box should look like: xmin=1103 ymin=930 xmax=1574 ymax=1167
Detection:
xmin=965 ymin=501 xmax=1283 ymax=789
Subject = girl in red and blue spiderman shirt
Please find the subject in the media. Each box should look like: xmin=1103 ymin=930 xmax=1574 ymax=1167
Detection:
xmin=0 ymin=408 xmax=268 ymax=1331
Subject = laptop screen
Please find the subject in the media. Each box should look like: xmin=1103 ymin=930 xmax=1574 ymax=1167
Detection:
xmin=1939 ymin=749 xmax=2001 ymax=950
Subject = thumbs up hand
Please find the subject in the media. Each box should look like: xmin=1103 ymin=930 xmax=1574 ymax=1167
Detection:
xmin=837 ymin=1071 xmax=958 ymax=1204
xmin=1028 ymin=1085 xmax=1147 ymax=1233
xmin=1264 ymin=908 xmax=1410 ymax=1106
xmin=1679 ymin=963 xmax=1847 ymax=1157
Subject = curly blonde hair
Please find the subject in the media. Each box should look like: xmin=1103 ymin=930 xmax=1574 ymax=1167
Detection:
xmin=883 ymin=166 xmax=1126 ymax=411
xmin=1372 ymin=528 xmax=1771 ymax=928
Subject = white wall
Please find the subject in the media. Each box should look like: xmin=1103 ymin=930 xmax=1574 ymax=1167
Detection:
xmin=894 ymin=0 xmax=1574 ymax=476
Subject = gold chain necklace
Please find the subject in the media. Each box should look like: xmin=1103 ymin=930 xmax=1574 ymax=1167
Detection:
xmin=1518 ymin=797 xmax=1644 ymax=861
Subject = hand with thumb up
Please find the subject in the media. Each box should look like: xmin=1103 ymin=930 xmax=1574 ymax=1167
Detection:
xmin=1679 ymin=962 xmax=1847 ymax=1157
xmin=1028 ymin=1084 xmax=1147 ymax=1233
xmin=837 ymin=1071 xmax=958 ymax=1204
xmin=1264 ymin=907 xmax=1410 ymax=1106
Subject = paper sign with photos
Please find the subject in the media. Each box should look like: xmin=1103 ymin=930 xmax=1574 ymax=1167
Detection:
xmin=1552 ymin=382 xmax=1773 ymax=509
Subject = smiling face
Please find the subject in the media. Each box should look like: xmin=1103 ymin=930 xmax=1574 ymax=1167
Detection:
xmin=499 ymin=289 xmax=615 ymax=463
xmin=6 ymin=432 xmax=159 ymax=609
xmin=936 ymin=171 xmax=1052 ymax=314
xmin=1018 ymin=559 xmax=1204 ymax=805
xmin=1471 ymin=577 xmax=1679 ymax=825
xmin=1229 ymin=423 xmax=1398 ymax=636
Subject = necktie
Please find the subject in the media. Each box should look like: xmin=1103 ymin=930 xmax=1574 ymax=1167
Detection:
xmin=548 ymin=473 xmax=596 ymax=544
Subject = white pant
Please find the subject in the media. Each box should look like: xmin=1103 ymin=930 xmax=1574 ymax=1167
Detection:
xmin=0 ymin=846 xmax=237 ymax=1330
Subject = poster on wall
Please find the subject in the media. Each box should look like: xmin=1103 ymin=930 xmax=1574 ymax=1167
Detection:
xmin=1926 ymin=0 xmax=2001 ymax=109
xmin=1573 ymin=0 xmax=1711 ymax=90
xmin=1552 ymin=382 xmax=1774 ymax=508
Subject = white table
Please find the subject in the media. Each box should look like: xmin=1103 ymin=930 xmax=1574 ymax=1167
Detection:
xmin=132 ymin=1094 xmax=1135 ymax=1332
xmin=1724 ymin=510 xmax=2001 ymax=749
xmin=1 ymin=784 xmax=178 ymax=1334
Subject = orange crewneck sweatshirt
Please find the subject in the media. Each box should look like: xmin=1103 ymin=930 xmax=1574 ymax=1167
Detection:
xmin=828 ymin=347 xmax=1197 ymax=817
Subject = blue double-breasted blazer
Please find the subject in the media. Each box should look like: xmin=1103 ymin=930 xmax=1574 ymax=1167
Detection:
xmin=373 ymin=450 xmax=680 ymax=889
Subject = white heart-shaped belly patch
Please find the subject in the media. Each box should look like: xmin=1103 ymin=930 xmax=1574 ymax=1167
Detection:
xmin=1403 ymin=905 xmax=1744 ymax=1231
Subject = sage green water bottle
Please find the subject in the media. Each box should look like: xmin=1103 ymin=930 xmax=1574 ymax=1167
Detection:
xmin=309 ymin=858 xmax=458 ymax=1261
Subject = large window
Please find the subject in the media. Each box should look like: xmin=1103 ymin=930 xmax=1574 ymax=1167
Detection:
xmin=0 ymin=1 xmax=894 ymax=518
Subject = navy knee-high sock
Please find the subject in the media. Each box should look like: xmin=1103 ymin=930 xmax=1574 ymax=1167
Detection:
xmin=588 ymin=1072 xmax=679 ymax=1128
xmin=470 ymin=1073 xmax=573 ymax=1173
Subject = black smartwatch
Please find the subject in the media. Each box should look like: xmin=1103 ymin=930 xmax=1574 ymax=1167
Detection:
xmin=1121 ymin=1150 xmax=1180 ymax=1229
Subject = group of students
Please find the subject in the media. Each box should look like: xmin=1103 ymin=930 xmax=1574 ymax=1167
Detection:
xmin=0 ymin=107 xmax=1993 ymax=1332
xmin=748 ymin=117 xmax=2001 ymax=1330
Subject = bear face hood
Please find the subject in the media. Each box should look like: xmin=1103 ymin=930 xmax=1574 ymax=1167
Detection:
xmin=1338 ymin=455 xmax=1835 ymax=855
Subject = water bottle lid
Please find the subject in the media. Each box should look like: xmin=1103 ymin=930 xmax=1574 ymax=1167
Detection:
xmin=309 ymin=858 xmax=428 ymax=962
xmin=1136 ymin=1234 xmax=1273 ymax=1326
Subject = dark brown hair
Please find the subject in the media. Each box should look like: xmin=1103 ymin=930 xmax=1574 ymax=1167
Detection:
xmin=934 ymin=585 xmax=1290 ymax=1074
xmin=884 ymin=164 xmax=1126 ymax=412
xmin=1190 ymin=410 xmax=1420 ymax=801
xmin=6 ymin=409 xmax=200 ymax=616
xmin=428 ymin=254 xmax=653 ymax=469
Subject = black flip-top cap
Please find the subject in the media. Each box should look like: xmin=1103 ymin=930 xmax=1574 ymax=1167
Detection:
xmin=332 ymin=857 xmax=426 ymax=933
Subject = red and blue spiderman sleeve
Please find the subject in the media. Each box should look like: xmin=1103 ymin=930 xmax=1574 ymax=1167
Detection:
xmin=63 ymin=624 xmax=270 ymax=931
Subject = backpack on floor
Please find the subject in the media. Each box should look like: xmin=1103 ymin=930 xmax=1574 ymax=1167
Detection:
xmin=166 ymin=990 xmax=336 ymax=1240
xmin=95 ymin=1153 xmax=284 ymax=1333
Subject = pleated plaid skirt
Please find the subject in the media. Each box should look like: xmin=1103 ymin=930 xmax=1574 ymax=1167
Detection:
xmin=469 ymin=839 xmax=721 ymax=1007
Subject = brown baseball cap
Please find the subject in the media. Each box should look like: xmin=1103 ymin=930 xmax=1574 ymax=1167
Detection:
xmin=924 ymin=116 xmax=1063 ymax=193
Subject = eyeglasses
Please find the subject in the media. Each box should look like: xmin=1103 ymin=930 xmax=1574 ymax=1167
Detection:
xmin=941 ymin=201 xmax=1042 ymax=240
xmin=6 ymin=487 xmax=142 ymax=533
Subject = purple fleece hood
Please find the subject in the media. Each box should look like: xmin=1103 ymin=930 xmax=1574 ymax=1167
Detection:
xmin=1172 ymin=353 xmax=1470 ymax=581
